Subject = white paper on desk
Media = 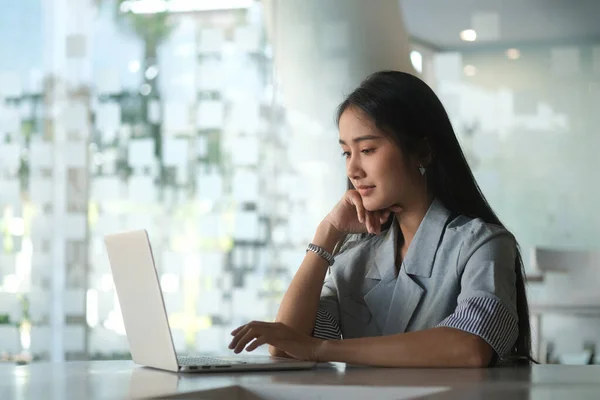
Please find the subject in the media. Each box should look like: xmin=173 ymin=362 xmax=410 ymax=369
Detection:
xmin=196 ymin=173 xmax=223 ymax=203
xmin=551 ymin=46 xmax=581 ymax=75
xmin=231 ymin=137 xmax=258 ymax=166
xmin=197 ymin=60 xmax=224 ymax=91
xmin=29 ymin=178 xmax=53 ymax=204
xmin=233 ymin=211 xmax=259 ymax=241
xmin=64 ymin=213 xmax=87 ymax=240
xmin=96 ymin=102 xmax=121 ymax=133
xmin=148 ymin=99 xmax=161 ymax=124
xmin=198 ymin=28 xmax=224 ymax=53
xmin=0 ymin=71 xmax=22 ymax=98
xmin=196 ymin=100 xmax=224 ymax=130
xmin=97 ymin=68 xmax=121 ymax=95
xmin=128 ymin=176 xmax=156 ymax=203
xmin=63 ymin=325 xmax=86 ymax=352
xmin=234 ymin=26 xmax=260 ymax=52
xmin=0 ymin=104 xmax=21 ymax=135
xmin=433 ymin=52 xmax=463 ymax=82
xmin=164 ymin=101 xmax=191 ymax=133
xmin=128 ymin=138 xmax=155 ymax=167
xmin=163 ymin=138 xmax=188 ymax=167
xmin=29 ymin=140 xmax=54 ymax=170
xmin=233 ymin=170 xmax=259 ymax=203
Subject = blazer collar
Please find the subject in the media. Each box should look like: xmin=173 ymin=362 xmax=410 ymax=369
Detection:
xmin=366 ymin=198 xmax=452 ymax=280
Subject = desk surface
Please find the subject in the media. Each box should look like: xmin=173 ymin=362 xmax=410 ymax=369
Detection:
xmin=2 ymin=360 xmax=600 ymax=399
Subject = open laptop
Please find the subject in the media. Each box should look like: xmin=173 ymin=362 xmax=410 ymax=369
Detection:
xmin=104 ymin=229 xmax=317 ymax=373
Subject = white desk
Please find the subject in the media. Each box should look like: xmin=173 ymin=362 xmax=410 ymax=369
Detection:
xmin=1 ymin=361 xmax=600 ymax=399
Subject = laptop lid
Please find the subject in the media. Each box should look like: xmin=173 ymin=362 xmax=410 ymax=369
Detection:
xmin=105 ymin=230 xmax=180 ymax=372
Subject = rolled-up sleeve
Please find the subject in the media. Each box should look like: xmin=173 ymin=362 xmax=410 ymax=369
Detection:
xmin=311 ymin=272 xmax=342 ymax=340
xmin=437 ymin=229 xmax=519 ymax=359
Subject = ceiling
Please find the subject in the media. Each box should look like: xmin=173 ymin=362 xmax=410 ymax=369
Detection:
xmin=399 ymin=0 xmax=600 ymax=50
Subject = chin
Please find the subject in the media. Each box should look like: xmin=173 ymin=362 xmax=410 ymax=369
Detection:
xmin=362 ymin=198 xmax=385 ymax=212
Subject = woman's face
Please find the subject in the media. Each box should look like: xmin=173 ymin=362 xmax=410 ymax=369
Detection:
xmin=338 ymin=107 xmax=423 ymax=212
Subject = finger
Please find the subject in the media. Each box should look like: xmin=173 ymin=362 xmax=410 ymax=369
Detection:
xmin=349 ymin=191 xmax=366 ymax=224
xmin=246 ymin=336 xmax=268 ymax=352
xmin=234 ymin=329 xmax=261 ymax=354
xmin=230 ymin=325 xmax=245 ymax=336
xmin=379 ymin=210 xmax=390 ymax=224
xmin=229 ymin=325 xmax=250 ymax=349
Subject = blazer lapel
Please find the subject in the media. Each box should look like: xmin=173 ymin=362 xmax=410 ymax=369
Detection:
xmin=383 ymin=199 xmax=453 ymax=334
xmin=364 ymin=222 xmax=398 ymax=333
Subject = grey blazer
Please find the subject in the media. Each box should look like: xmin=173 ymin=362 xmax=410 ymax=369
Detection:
xmin=313 ymin=198 xmax=519 ymax=358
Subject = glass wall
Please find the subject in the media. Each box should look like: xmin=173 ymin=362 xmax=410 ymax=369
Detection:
xmin=1 ymin=0 xmax=599 ymax=365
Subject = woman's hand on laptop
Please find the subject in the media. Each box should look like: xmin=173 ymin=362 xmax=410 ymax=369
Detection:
xmin=229 ymin=321 xmax=324 ymax=361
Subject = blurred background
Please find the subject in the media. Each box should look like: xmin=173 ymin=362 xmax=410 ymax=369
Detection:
xmin=0 ymin=0 xmax=599 ymax=365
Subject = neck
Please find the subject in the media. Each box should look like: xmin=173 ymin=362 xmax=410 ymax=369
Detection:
xmin=394 ymin=194 xmax=434 ymax=249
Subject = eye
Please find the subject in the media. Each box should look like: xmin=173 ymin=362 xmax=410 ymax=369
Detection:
xmin=361 ymin=148 xmax=375 ymax=155
xmin=341 ymin=151 xmax=350 ymax=158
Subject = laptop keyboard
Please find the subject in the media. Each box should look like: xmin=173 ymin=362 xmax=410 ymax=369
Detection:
xmin=177 ymin=356 xmax=247 ymax=366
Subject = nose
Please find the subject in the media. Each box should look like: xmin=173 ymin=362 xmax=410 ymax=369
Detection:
xmin=346 ymin=154 xmax=365 ymax=180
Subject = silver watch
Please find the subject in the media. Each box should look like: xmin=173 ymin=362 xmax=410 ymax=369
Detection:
xmin=306 ymin=243 xmax=335 ymax=266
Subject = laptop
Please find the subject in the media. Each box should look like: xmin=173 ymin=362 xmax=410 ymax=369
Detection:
xmin=104 ymin=229 xmax=317 ymax=373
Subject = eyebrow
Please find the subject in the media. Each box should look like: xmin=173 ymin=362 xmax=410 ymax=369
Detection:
xmin=338 ymin=135 xmax=382 ymax=145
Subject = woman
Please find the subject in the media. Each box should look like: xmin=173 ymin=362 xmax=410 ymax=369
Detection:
xmin=229 ymin=71 xmax=532 ymax=367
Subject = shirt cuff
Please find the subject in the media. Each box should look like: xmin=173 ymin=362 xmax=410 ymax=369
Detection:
xmin=311 ymin=308 xmax=342 ymax=340
xmin=436 ymin=296 xmax=518 ymax=359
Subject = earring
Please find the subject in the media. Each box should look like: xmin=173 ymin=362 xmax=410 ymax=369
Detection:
xmin=418 ymin=165 xmax=426 ymax=176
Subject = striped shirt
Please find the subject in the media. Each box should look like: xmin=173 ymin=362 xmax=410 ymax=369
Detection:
xmin=312 ymin=295 xmax=519 ymax=360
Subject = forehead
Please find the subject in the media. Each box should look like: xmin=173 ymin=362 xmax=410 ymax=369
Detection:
xmin=338 ymin=108 xmax=383 ymax=142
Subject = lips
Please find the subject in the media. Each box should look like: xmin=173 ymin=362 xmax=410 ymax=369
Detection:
xmin=356 ymin=185 xmax=375 ymax=196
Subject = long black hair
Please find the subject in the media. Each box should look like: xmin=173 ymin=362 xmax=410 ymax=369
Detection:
xmin=336 ymin=70 xmax=533 ymax=364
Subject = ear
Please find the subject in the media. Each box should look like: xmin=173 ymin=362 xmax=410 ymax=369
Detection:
xmin=418 ymin=138 xmax=433 ymax=167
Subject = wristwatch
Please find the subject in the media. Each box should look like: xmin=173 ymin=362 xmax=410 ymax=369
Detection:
xmin=306 ymin=243 xmax=335 ymax=266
